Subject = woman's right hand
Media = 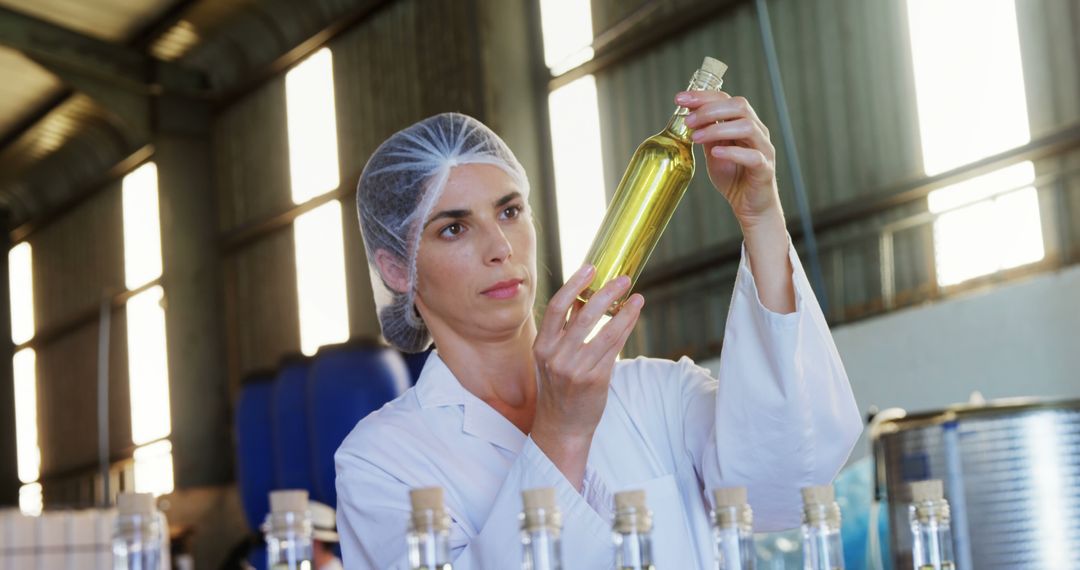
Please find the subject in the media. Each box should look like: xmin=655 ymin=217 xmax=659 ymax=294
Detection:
xmin=531 ymin=265 xmax=644 ymax=489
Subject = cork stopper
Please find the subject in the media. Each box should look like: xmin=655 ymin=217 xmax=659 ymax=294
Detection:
xmin=713 ymin=486 xmax=747 ymax=508
xmin=117 ymin=493 xmax=156 ymax=516
xmin=701 ymin=57 xmax=729 ymax=80
xmin=801 ymin=485 xmax=835 ymax=506
xmin=910 ymin=480 xmax=943 ymax=503
xmin=522 ymin=487 xmax=556 ymax=511
xmin=270 ymin=489 xmax=309 ymax=514
xmin=613 ymin=490 xmax=652 ymax=534
xmin=410 ymin=487 xmax=450 ymax=532
xmin=521 ymin=488 xmax=561 ymax=533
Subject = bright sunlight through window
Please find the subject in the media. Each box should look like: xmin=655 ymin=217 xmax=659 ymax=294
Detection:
xmin=126 ymin=286 xmax=172 ymax=446
xmin=286 ymin=48 xmax=341 ymax=204
xmin=906 ymin=0 xmax=1042 ymax=286
xmin=548 ymin=75 xmax=608 ymax=278
xmin=134 ymin=439 xmax=175 ymax=496
xmin=122 ymin=163 xmax=164 ymax=290
xmin=538 ymin=0 xmax=594 ymax=75
xmin=19 ymin=482 xmax=42 ymax=516
xmin=8 ymin=242 xmax=34 ymax=345
xmin=294 ymin=200 xmax=350 ymax=356
xmin=13 ymin=348 xmax=39 ymax=484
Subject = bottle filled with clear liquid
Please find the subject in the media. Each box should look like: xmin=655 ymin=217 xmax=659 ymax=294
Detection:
xmin=112 ymin=493 xmax=163 ymax=570
xmin=408 ymin=487 xmax=453 ymax=570
xmin=801 ymin=485 xmax=844 ymax=570
xmin=579 ymin=57 xmax=727 ymax=310
xmin=520 ymin=488 xmax=564 ymax=570
xmin=264 ymin=490 xmax=313 ymax=570
xmin=712 ymin=487 xmax=755 ymax=570
xmin=613 ymin=490 xmax=656 ymax=570
xmin=908 ymin=480 xmax=955 ymax=570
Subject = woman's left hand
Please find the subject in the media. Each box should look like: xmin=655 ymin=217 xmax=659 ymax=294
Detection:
xmin=678 ymin=91 xmax=782 ymax=228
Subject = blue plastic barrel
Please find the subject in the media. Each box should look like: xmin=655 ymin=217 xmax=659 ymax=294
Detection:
xmin=234 ymin=370 xmax=277 ymax=533
xmin=307 ymin=340 xmax=411 ymax=506
xmin=271 ymin=354 xmax=314 ymax=492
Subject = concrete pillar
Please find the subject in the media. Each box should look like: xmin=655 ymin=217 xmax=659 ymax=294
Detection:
xmin=154 ymin=95 xmax=232 ymax=487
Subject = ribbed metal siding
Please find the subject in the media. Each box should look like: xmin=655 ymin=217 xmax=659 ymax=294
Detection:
xmin=31 ymin=182 xmax=126 ymax=330
xmin=227 ymin=229 xmax=301 ymax=379
xmin=212 ymin=77 xmax=292 ymax=234
xmin=36 ymin=316 xmax=131 ymax=479
xmin=29 ymin=182 xmax=131 ymax=478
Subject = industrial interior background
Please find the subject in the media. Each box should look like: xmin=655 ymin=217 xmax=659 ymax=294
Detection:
xmin=0 ymin=0 xmax=1076 ymax=568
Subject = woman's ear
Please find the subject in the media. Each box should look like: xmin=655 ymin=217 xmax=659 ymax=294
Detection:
xmin=374 ymin=249 xmax=410 ymax=294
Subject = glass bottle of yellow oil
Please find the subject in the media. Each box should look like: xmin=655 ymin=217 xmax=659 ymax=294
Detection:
xmin=579 ymin=57 xmax=727 ymax=309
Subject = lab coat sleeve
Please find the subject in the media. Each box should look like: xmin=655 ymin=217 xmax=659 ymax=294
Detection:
xmin=680 ymin=238 xmax=862 ymax=531
xmin=336 ymin=435 xmax=615 ymax=569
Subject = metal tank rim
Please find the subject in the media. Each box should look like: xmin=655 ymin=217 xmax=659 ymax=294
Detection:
xmin=870 ymin=397 xmax=1080 ymax=439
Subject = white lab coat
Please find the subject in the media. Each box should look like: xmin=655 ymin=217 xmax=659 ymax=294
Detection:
xmin=335 ymin=242 xmax=862 ymax=569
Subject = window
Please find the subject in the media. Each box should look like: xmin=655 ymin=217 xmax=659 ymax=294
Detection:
xmin=121 ymin=162 xmax=174 ymax=495
xmin=906 ymin=0 xmax=1042 ymax=286
xmin=286 ymin=48 xmax=350 ymax=355
xmin=286 ymin=48 xmax=341 ymax=205
xmin=539 ymin=0 xmax=594 ymax=75
xmin=125 ymin=286 xmax=172 ymax=446
xmin=13 ymin=348 xmax=39 ymax=485
xmin=19 ymin=482 xmax=42 ymax=516
xmin=121 ymin=163 xmax=164 ymax=290
xmin=8 ymin=242 xmax=34 ymax=345
xmin=133 ymin=439 xmax=175 ymax=497
xmin=293 ymin=201 xmax=351 ymax=356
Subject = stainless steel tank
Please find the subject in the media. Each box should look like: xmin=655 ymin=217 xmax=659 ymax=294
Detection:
xmin=871 ymin=398 xmax=1080 ymax=570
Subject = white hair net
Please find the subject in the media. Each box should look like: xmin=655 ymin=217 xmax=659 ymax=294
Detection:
xmin=355 ymin=112 xmax=531 ymax=352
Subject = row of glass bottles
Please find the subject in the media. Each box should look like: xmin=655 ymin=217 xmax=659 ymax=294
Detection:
xmin=405 ymin=479 xmax=954 ymax=570
xmin=109 ymin=478 xmax=954 ymax=570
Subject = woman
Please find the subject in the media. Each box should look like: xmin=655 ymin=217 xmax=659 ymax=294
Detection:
xmin=336 ymin=90 xmax=862 ymax=569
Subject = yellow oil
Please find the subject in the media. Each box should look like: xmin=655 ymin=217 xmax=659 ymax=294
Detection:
xmin=578 ymin=60 xmax=725 ymax=312
xmin=579 ymin=128 xmax=694 ymax=310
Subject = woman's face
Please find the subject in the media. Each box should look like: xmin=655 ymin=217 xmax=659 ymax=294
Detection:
xmin=412 ymin=163 xmax=537 ymax=342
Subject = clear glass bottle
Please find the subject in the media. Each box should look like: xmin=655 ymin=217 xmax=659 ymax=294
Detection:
xmin=579 ymin=57 xmax=728 ymax=311
xmin=113 ymin=492 xmax=162 ymax=570
xmin=521 ymin=487 xmax=563 ymax=570
xmin=408 ymin=487 xmax=452 ymax=570
xmin=801 ymin=485 xmax=844 ymax=570
xmin=712 ymin=487 xmax=755 ymax=570
xmin=613 ymin=489 xmax=655 ymax=570
xmin=264 ymin=489 xmax=313 ymax=570
xmin=908 ymin=480 xmax=955 ymax=570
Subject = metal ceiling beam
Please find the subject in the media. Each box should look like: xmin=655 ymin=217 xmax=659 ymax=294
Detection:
xmin=0 ymin=5 xmax=206 ymax=94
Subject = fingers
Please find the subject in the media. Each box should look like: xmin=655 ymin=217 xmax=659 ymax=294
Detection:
xmin=709 ymin=145 xmax=775 ymax=179
xmin=582 ymin=293 xmax=643 ymax=370
xmin=690 ymin=119 xmax=774 ymax=160
xmin=563 ymin=275 xmax=631 ymax=346
xmin=538 ymin=264 xmax=595 ymax=347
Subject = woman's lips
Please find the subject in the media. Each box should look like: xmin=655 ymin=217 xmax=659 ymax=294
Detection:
xmin=481 ymin=279 xmax=524 ymax=299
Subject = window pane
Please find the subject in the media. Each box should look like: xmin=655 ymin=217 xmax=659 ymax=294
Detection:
xmin=286 ymin=48 xmax=341 ymax=204
xmin=13 ymin=348 xmax=40 ymax=484
xmin=8 ymin=242 xmax=35 ymax=345
xmin=19 ymin=482 xmax=42 ymax=516
xmin=122 ymin=163 xmax=164 ymax=290
xmin=126 ymin=286 xmax=172 ymax=445
xmin=133 ymin=440 xmax=174 ymax=496
xmin=548 ymin=75 xmax=608 ymax=278
xmin=294 ymin=200 xmax=350 ymax=356
xmin=538 ymin=0 xmax=594 ymax=73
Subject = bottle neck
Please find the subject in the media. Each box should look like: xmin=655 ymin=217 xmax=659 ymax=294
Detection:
xmin=265 ymin=511 xmax=313 ymax=567
xmin=614 ymin=529 xmax=654 ymax=569
xmin=409 ymin=518 xmax=452 ymax=569
xmin=664 ymin=67 xmax=724 ymax=142
xmin=521 ymin=527 xmax=562 ymax=570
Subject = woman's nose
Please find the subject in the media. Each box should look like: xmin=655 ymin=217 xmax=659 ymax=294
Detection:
xmin=484 ymin=226 xmax=513 ymax=264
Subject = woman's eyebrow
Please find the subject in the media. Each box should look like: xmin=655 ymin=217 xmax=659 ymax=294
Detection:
xmin=424 ymin=208 xmax=471 ymax=229
xmin=494 ymin=191 xmax=522 ymax=208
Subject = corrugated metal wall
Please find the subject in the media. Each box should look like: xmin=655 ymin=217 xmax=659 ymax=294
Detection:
xmin=29 ymin=183 xmax=131 ymax=480
xmin=591 ymin=0 xmax=1080 ymax=359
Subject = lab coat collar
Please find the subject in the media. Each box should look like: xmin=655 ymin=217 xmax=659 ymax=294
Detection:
xmin=415 ymin=350 xmax=528 ymax=453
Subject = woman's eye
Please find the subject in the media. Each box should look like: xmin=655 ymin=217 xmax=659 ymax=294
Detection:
xmin=502 ymin=205 xmax=522 ymax=219
xmin=440 ymin=223 xmax=464 ymax=238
